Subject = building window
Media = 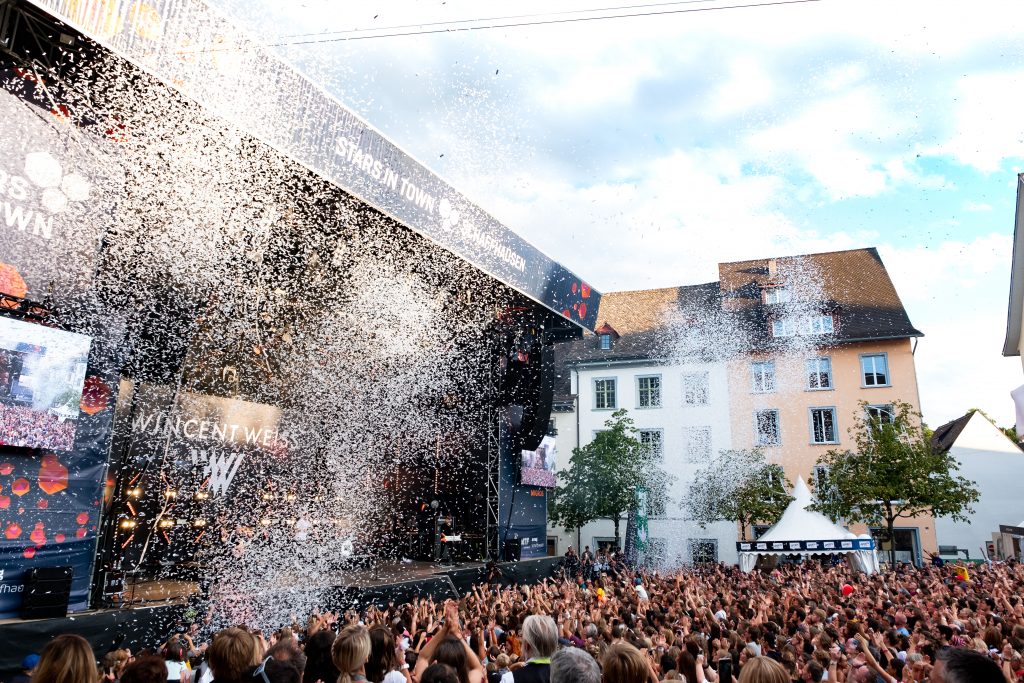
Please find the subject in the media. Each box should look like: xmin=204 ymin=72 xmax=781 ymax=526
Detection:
xmin=751 ymin=361 xmax=776 ymax=393
xmin=684 ymin=426 xmax=712 ymax=463
xmin=599 ymin=334 xmax=612 ymax=350
xmin=772 ymin=314 xmax=835 ymax=338
xmin=810 ymin=407 xmax=838 ymax=444
xmin=689 ymin=538 xmax=719 ymax=564
xmin=683 ymin=372 xmax=710 ymax=406
xmin=866 ymin=404 xmax=895 ymax=424
xmin=638 ymin=429 xmax=664 ymax=459
xmin=594 ymin=378 xmax=616 ymax=410
xmin=637 ymin=375 xmax=662 ymax=408
xmin=755 ymin=410 xmax=780 ymax=446
xmin=764 ymin=286 xmax=791 ymax=304
xmin=806 ymin=357 xmax=832 ymax=390
xmin=813 ymin=464 xmax=829 ymax=491
xmin=861 ymin=353 xmax=890 ymax=387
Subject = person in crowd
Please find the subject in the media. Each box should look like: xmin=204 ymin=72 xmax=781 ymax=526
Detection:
xmin=739 ymin=658 xmax=789 ymax=683
xmin=34 ymin=635 xmax=98 ymax=683
xmin=415 ymin=603 xmax=485 ymax=683
xmin=119 ymin=657 xmax=167 ymax=683
xmin=100 ymin=650 xmax=131 ymax=683
xmin=302 ymin=629 xmax=339 ymax=683
xmin=10 ymin=655 xmax=41 ymax=683
xmin=502 ymin=615 xmax=557 ymax=683
xmin=930 ymin=649 xmax=1004 ymax=683
xmin=421 ymin=664 xmax=462 ymax=683
xmin=550 ymin=648 xmax=600 ymax=683
xmin=366 ymin=624 xmax=410 ymax=683
xmin=601 ymin=643 xmax=656 ymax=683
xmin=163 ymin=637 xmax=189 ymax=683
xmin=206 ymin=628 xmax=263 ymax=683
xmin=332 ymin=625 xmax=372 ymax=683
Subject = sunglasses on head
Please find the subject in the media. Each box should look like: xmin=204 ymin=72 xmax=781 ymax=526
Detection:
xmin=253 ymin=657 xmax=272 ymax=683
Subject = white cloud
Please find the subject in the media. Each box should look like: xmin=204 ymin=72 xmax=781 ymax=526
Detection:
xmin=965 ymin=200 xmax=994 ymax=212
xmin=880 ymin=234 xmax=1017 ymax=427
xmin=932 ymin=70 xmax=1024 ymax=173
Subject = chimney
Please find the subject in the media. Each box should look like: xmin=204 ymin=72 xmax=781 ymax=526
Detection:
xmin=767 ymin=258 xmax=777 ymax=277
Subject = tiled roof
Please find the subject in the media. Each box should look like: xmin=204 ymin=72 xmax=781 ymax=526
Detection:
xmin=931 ymin=412 xmax=974 ymax=453
xmin=553 ymin=247 xmax=922 ymax=399
xmin=718 ymin=247 xmax=922 ymax=347
xmin=552 ymin=283 xmax=721 ymax=399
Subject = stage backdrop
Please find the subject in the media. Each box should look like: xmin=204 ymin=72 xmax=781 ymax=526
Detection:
xmin=0 ymin=370 xmax=117 ymax=618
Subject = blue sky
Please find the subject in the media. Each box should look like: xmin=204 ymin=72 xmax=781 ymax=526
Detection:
xmin=216 ymin=0 xmax=1024 ymax=428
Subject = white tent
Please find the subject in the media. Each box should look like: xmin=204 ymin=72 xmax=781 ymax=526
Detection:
xmin=737 ymin=477 xmax=879 ymax=573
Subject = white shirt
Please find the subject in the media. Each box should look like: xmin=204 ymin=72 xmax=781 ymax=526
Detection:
xmin=382 ymin=671 xmax=405 ymax=683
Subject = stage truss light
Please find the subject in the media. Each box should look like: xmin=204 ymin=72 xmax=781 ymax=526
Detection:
xmin=194 ymin=491 xmax=209 ymax=500
xmin=127 ymin=487 xmax=142 ymax=498
xmin=119 ymin=519 xmax=136 ymax=529
xmin=158 ymin=518 xmax=174 ymax=529
xmin=164 ymin=490 xmax=177 ymax=498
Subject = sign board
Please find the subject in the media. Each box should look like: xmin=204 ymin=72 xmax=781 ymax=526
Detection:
xmin=737 ymin=538 xmax=875 ymax=552
xmin=999 ymin=525 xmax=1024 ymax=537
xmin=24 ymin=0 xmax=600 ymax=330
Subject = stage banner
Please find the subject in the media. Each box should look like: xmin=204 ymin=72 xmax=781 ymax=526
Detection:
xmin=23 ymin=0 xmax=599 ymax=330
xmin=0 ymin=371 xmax=117 ymax=619
xmin=737 ymin=538 xmax=875 ymax=553
xmin=0 ymin=58 xmax=123 ymax=306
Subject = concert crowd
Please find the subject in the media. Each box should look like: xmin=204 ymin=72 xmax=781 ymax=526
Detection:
xmin=7 ymin=553 xmax=1020 ymax=683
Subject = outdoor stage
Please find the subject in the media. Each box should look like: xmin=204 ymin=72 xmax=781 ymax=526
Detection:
xmin=0 ymin=556 xmax=561 ymax=676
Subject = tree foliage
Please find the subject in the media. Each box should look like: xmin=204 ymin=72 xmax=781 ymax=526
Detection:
xmin=685 ymin=449 xmax=793 ymax=540
xmin=812 ymin=400 xmax=980 ymax=565
xmin=551 ymin=409 xmax=672 ymax=548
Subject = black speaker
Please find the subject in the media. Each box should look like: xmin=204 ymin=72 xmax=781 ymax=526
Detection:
xmin=22 ymin=566 xmax=73 ymax=619
xmin=503 ymin=538 xmax=522 ymax=562
xmin=518 ymin=343 xmax=555 ymax=452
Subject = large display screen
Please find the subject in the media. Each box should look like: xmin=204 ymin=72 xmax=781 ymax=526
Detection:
xmin=0 ymin=316 xmax=91 ymax=451
xmin=521 ymin=435 xmax=557 ymax=488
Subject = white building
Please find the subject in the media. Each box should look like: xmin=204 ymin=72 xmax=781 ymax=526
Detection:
xmin=931 ymin=410 xmax=1024 ymax=560
xmin=549 ymin=285 xmax=738 ymax=566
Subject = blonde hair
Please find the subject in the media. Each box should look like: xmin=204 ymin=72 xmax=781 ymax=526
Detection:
xmin=35 ymin=634 xmax=98 ymax=683
xmin=332 ymin=625 xmax=371 ymax=683
xmin=208 ymin=628 xmax=263 ymax=683
xmin=739 ymin=657 xmax=790 ymax=683
xmin=601 ymin=643 xmax=650 ymax=683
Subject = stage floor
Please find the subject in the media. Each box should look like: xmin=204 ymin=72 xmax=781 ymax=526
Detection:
xmin=113 ymin=558 xmax=518 ymax=606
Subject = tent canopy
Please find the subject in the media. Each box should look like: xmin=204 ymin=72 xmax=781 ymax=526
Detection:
xmin=737 ymin=477 xmax=879 ymax=573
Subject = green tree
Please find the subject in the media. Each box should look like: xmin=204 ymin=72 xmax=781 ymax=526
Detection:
xmin=812 ymin=400 xmax=980 ymax=566
xmin=551 ymin=409 xmax=671 ymax=549
xmin=685 ymin=449 xmax=793 ymax=540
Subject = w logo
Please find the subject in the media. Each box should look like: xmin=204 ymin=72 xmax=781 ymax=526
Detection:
xmin=204 ymin=453 xmax=244 ymax=496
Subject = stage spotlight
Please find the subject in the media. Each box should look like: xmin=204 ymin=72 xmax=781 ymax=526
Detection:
xmin=430 ymin=500 xmax=440 ymax=510
xmin=127 ymin=487 xmax=142 ymax=498
xmin=164 ymin=490 xmax=177 ymax=498
xmin=262 ymin=492 xmax=274 ymax=500
xmin=119 ymin=519 xmax=136 ymax=529
xmin=285 ymin=492 xmax=296 ymax=501
xmin=158 ymin=519 xmax=174 ymax=529
xmin=194 ymin=491 xmax=209 ymax=500
xmin=260 ymin=518 xmax=272 ymax=526
xmin=193 ymin=519 xmax=207 ymax=528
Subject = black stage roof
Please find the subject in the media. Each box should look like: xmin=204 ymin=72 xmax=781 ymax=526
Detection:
xmin=22 ymin=0 xmax=600 ymax=330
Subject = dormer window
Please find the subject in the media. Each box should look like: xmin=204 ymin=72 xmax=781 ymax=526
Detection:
xmin=764 ymin=286 xmax=791 ymax=304
xmin=595 ymin=322 xmax=619 ymax=350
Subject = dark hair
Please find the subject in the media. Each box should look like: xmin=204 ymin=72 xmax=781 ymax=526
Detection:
xmin=366 ymin=626 xmax=401 ymax=683
xmin=420 ymin=663 xmax=460 ymax=683
xmin=805 ymin=660 xmax=823 ymax=683
xmin=120 ymin=657 xmax=166 ymax=683
xmin=432 ymin=638 xmax=470 ymax=683
xmin=678 ymin=650 xmax=698 ymax=683
xmin=259 ymin=660 xmax=301 ymax=683
xmin=303 ymin=630 xmax=340 ymax=683
xmin=937 ymin=649 xmax=1004 ymax=683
